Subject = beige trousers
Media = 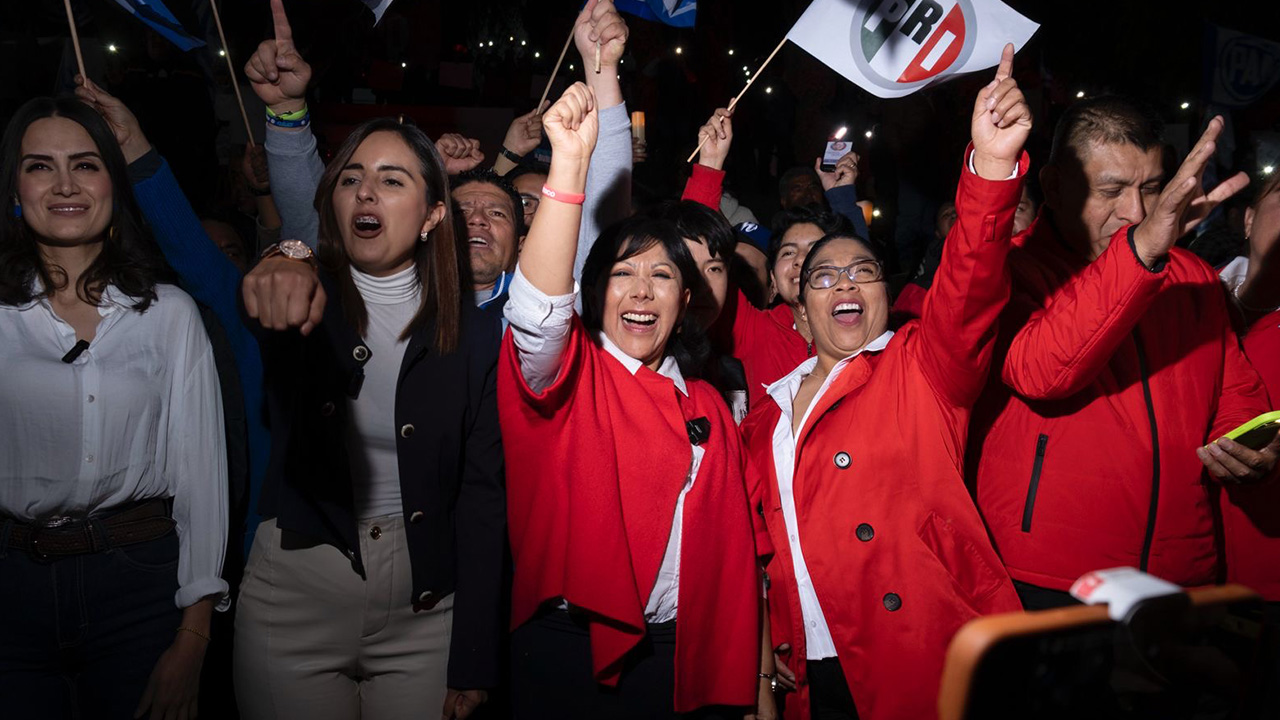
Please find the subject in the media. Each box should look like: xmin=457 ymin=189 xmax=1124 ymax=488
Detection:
xmin=234 ymin=515 xmax=452 ymax=720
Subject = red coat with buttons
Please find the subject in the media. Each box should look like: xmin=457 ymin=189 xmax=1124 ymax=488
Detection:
xmin=1221 ymin=308 xmax=1280 ymax=600
xmin=739 ymin=156 xmax=1026 ymax=720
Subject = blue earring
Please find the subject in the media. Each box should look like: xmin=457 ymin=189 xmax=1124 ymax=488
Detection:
xmin=11 ymin=201 xmax=20 ymax=219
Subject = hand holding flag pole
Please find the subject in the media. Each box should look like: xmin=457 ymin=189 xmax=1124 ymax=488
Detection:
xmin=62 ymin=0 xmax=87 ymax=82
xmin=686 ymin=35 xmax=787 ymax=163
xmin=208 ymin=0 xmax=256 ymax=147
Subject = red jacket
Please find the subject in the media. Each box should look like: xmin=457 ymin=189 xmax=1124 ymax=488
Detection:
xmin=683 ymin=164 xmax=813 ymax=410
xmin=498 ymin=318 xmax=763 ymax=711
xmin=740 ymin=156 xmax=1025 ymax=720
xmin=970 ymin=218 xmax=1272 ymax=591
xmin=1221 ymin=308 xmax=1280 ymax=599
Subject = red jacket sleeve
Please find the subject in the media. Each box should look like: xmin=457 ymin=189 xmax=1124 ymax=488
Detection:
xmin=1210 ymin=289 xmax=1272 ymax=443
xmin=682 ymin=164 xmax=725 ymax=210
xmin=1002 ymin=226 xmax=1168 ymax=401
xmin=916 ymin=147 xmax=1027 ymax=408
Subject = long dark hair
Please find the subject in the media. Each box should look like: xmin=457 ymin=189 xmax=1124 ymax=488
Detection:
xmin=314 ymin=118 xmax=462 ymax=353
xmin=582 ymin=214 xmax=710 ymax=377
xmin=0 ymin=97 xmax=165 ymax=310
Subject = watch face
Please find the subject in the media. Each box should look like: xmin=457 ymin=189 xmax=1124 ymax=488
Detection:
xmin=279 ymin=238 xmax=312 ymax=260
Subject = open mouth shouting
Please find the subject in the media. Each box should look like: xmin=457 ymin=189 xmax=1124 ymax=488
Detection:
xmin=620 ymin=310 xmax=659 ymax=333
xmin=352 ymin=213 xmax=383 ymax=238
xmin=831 ymin=301 xmax=863 ymax=327
xmin=468 ymin=233 xmax=492 ymax=253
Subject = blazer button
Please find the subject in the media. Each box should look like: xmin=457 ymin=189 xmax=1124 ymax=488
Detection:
xmin=409 ymin=511 xmax=424 ymax=524
xmin=856 ymin=523 xmax=874 ymax=542
xmin=400 ymin=424 xmax=415 ymax=438
xmin=883 ymin=592 xmax=902 ymax=612
xmin=320 ymin=401 xmax=335 ymax=417
xmin=833 ymin=451 xmax=852 ymax=469
xmin=352 ymin=345 xmax=370 ymax=362
xmin=369 ymin=525 xmax=382 ymax=540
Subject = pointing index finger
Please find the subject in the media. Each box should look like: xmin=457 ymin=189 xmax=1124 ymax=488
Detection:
xmin=994 ymin=43 xmax=1014 ymax=82
xmin=271 ymin=0 xmax=293 ymax=45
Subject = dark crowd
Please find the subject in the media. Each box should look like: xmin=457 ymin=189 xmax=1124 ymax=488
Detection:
xmin=1 ymin=1 xmax=1279 ymax=719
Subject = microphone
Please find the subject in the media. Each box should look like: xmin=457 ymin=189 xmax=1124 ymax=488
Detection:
xmin=62 ymin=339 xmax=90 ymax=364
xmin=686 ymin=417 xmax=711 ymax=446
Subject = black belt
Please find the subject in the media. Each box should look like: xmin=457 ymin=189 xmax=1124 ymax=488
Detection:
xmin=2 ymin=499 xmax=175 ymax=559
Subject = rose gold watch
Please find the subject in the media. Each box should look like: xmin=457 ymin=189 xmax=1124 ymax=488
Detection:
xmin=259 ymin=239 xmax=316 ymax=268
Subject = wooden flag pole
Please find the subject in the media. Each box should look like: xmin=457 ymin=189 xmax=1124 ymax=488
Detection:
xmin=208 ymin=0 xmax=256 ymax=146
xmin=62 ymin=0 xmax=87 ymax=82
xmin=687 ymin=35 xmax=789 ymax=163
xmin=538 ymin=29 xmax=577 ymax=110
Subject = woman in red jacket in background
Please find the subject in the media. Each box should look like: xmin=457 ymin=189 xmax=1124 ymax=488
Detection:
xmin=739 ymin=46 xmax=1028 ymax=720
xmin=498 ymin=82 xmax=771 ymax=720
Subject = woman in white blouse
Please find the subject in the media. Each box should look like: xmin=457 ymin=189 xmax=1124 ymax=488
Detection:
xmin=0 ymin=97 xmax=228 ymax=718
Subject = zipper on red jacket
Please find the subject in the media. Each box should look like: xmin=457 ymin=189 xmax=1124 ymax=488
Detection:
xmin=1133 ymin=329 xmax=1160 ymax=573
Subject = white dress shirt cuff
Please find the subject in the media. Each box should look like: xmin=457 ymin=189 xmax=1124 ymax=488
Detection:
xmin=503 ymin=267 xmax=579 ymax=394
xmin=966 ymin=149 xmax=1021 ymax=180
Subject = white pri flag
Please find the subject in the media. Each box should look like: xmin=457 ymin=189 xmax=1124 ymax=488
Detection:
xmin=362 ymin=0 xmax=395 ymax=25
xmin=786 ymin=0 xmax=1038 ymax=99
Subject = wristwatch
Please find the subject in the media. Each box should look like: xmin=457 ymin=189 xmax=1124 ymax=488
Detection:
xmin=260 ymin=239 xmax=316 ymax=268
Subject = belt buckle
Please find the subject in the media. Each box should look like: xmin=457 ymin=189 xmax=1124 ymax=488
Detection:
xmin=41 ymin=515 xmax=76 ymax=529
xmin=29 ymin=515 xmax=81 ymax=560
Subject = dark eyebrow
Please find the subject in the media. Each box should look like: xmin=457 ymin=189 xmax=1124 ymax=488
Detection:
xmin=21 ymin=151 xmax=103 ymax=162
xmin=1094 ymin=174 xmax=1137 ymax=187
xmin=377 ymin=164 xmax=412 ymax=175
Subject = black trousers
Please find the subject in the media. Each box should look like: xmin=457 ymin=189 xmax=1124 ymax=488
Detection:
xmin=0 ymin=528 xmax=181 ymax=719
xmin=807 ymin=657 xmax=860 ymax=720
xmin=1013 ymin=579 xmax=1082 ymax=610
xmin=511 ymin=608 xmax=748 ymax=720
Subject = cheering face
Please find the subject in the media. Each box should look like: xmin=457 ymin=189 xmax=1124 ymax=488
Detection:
xmin=334 ymin=131 xmax=442 ymax=276
xmin=782 ymin=174 xmax=824 ymax=210
xmin=454 ymin=181 xmax=520 ymax=291
xmin=1050 ymin=140 xmax=1163 ymax=254
xmin=601 ymin=242 xmax=691 ymax=371
xmin=802 ymin=237 xmax=889 ymax=363
xmin=510 ymin=172 xmax=546 ymax=229
xmin=684 ymin=237 xmax=728 ymax=328
xmin=18 ymin=117 xmax=114 ymax=247
xmin=772 ymin=222 xmax=825 ymax=306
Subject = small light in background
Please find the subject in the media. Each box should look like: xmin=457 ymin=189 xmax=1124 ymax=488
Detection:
xmin=872 ymin=209 xmax=882 ymax=218
xmin=488 ymin=41 xmax=494 ymax=47
xmin=534 ymin=51 xmax=541 ymax=58
xmin=728 ymin=49 xmax=735 ymax=56
xmin=108 ymin=44 xmax=118 ymax=53
xmin=401 ymin=62 xmax=407 ymax=68
xmin=1265 ymin=165 xmax=1275 ymax=175
xmin=675 ymin=46 xmax=683 ymax=55
xmin=521 ymin=40 xmax=526 ymax=46
xmin=865 ymin=130 xmax=873 ymax=139
xmin=1076 ymin=90 xmax=1085 ymax=98
xmin=509 ymin=36 xmax=514 ymax=42
xmin=1180 ymin=101 xmax=1190 ymax=110
xmin=834 ymin=126 xmax=848 ymax=140
xmin=569 ymin=63 xmax=575 ymax=71
xmin=765 ymin=86 xmax=773 ymax=94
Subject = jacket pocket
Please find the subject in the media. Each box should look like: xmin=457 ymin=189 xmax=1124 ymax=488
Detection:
xmin=1021 ymin=433 xmax=1049 ymax=532
xmin=917 ymin=511 xmax=1005 ymax=610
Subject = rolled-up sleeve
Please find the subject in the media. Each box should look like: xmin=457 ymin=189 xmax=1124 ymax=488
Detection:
xmin=166 ymin=303 xmax=230 ymax=610
xmin=503 ymin=267 xmax=579 ymax=394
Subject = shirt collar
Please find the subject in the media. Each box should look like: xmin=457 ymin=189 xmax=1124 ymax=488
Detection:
xmin=17 ymin=277 xmax=133 ymax=316
xmin=594 ymin=330 xmax=689 ymax=397
xmin=765 ymin=330 xmax=894 ymax=406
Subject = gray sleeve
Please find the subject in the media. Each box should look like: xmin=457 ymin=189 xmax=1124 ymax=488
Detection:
xmin=573 ymin=102 xmax=632 ymax=285
xmin=264 ymin=125 xmax=324 ymax=249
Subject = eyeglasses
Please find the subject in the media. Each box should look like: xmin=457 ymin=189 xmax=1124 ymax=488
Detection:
xmin=518 ymin=194 xmax=540 ymax=211
xmin=804 ymin=260 xmax=883 ymax=289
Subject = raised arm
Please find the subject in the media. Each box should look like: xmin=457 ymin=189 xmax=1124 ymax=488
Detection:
xmin=574 ymin=0 xmax=632 ymax=283
xmin=1002 ymin=116 xmax=1250 ymax=400
xmin=246 ymin=0 xmax=322 ymax=247
xmin=683 ymin=107 xmax=732 ymax=209
xmin=504 ymin=83 xmax=599 ymax=391
xmin=816 ymin=152 xmax=871 ymax=240
xmin=917 ymin=44 xmax=1030 ymax=408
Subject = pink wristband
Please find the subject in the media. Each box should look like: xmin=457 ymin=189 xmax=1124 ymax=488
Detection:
xmin=541 ymin=185 xmax=585 ymax=205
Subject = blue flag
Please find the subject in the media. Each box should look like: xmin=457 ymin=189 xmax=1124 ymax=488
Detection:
xmin=615 ymin=0 xmax=697 ymax=28
xmin=109 ymin=0 xmax=205 ymax=52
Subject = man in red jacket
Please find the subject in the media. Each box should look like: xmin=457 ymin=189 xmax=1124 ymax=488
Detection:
xmin=970 ymin=96 xmax=1279 ymax=609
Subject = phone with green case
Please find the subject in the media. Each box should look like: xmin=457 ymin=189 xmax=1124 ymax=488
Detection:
xmin=1225 ymin=410 xmax=1280 ymax=451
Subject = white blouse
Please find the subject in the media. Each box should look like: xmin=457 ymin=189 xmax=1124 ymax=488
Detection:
xmin=0 ymin=283 xmax=229 ymax=610
xmin=505 ymin=268 xmax=702 ymax=624
xmin=347 ymin=265 xmax=419 ymax=519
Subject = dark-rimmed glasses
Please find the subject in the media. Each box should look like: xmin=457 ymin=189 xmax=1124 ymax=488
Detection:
xmin=804 ymin=260 xmax=883 ymax=289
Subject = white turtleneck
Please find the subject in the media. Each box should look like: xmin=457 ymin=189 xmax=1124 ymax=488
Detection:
xmin=348 ymin=264 xmax=420 ymax=519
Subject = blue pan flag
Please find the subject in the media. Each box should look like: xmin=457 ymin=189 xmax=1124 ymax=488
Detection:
xmin=109 ymin=0 xmax=205 ymax=52
xmin=615 ymin=0 xmax=696 ymax=28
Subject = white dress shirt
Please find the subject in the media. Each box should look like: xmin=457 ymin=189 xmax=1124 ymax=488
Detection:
xmin=0 ymin=283 xmax=229 ymax=609
xmin=766 ymin=331 xmax=894 ymax=659
xmin=505 ymin=267 xmax=701 ymax=623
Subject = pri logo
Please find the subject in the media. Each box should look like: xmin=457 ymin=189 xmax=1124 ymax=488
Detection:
xmin=851 ymin=0 xmax=977 ymax=93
